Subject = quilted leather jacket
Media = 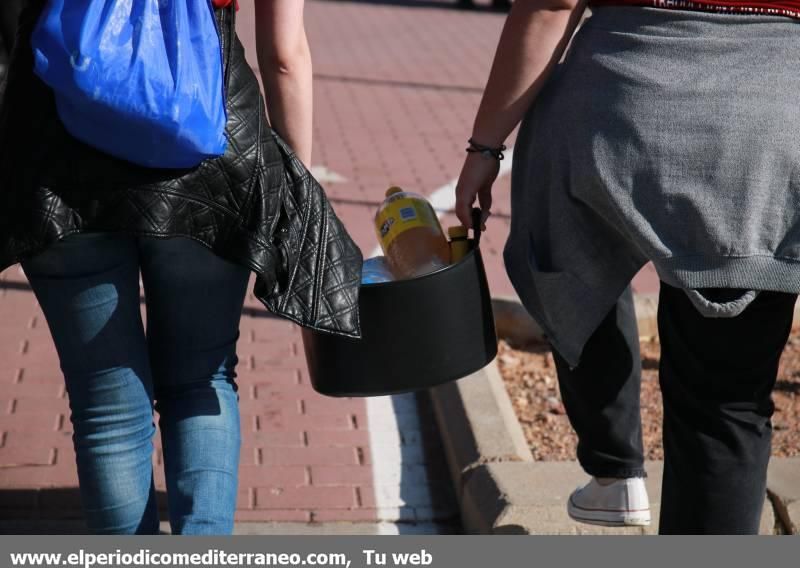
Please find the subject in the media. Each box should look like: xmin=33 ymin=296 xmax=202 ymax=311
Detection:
xmin=0 ymin=1 xmax=362 ymax=338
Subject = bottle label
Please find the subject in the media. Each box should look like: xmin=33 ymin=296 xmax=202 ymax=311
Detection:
xmin=376 ymin=197 xmax=440 ymax=249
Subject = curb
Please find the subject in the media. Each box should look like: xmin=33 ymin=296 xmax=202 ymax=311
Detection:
xmin=431 ymin=295 xmax=799 ymax=534
xmin=428 ymin=364 xmax=533 ymax=511
xmin=456 ymin=459 xmax=778 ymax=535
xmin=767 ymin=458 xmax=800 ymax=534
xmin=490 ymin=297 xmax=545 ymax=346
xmin=427 ymin=356 xmax=656 ymax=534
xmin=431 ymin=361 xmax=786 ymax=534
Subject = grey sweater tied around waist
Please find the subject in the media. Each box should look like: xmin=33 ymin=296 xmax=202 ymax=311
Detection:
xmin=504 ymin=7 xmax=800 ymax=367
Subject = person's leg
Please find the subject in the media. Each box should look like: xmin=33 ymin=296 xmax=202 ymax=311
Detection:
xmin=553 ymin=287 xmax=645 ymax=479
xmin=139 ymin=237 xmax=249 ymax=535
xmin=657 ymin=283 xmax=795 ymax=534
xmin=552 ymin=287 xmax=649 ymax=526
xmin=22 ymin=234 xmax=159 ymax=534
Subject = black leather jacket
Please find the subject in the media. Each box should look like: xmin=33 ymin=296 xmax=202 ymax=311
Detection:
xmin=0 ymin=2 xmax=362 ymax=338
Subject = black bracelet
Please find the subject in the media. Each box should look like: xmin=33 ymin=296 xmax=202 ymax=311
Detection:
xmin=466 ymin=138 xmax=506 ymax=161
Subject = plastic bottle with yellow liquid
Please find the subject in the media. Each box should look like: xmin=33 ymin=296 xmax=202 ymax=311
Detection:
xmin=374 ymin=187 xmax=450 ymax=279
xmin=447 ymin=226 xmax=470 ymax=263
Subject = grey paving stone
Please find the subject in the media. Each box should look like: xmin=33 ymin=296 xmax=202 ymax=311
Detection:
xmin=461 ymin=461 xmax=777 ymax=535
xmin=429 ymin=365 xmax=533 ymax=505
xmin=767 ymin=457 xmax=800 ymax=534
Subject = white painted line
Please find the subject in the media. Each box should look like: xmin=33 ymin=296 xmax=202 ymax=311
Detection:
xmin=365 ymin=148 xmax=514 ymax=525
xmin=310 ymin=165 xmax=347 ymax=184
xmin=427 ymin=146 xmax=514 ymax=215
xmin=365 ymin=393 xmax=434 ymax=523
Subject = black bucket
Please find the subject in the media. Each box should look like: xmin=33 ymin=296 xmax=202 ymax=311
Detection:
xmin=301 ymin=216 xmax=497 ymax=397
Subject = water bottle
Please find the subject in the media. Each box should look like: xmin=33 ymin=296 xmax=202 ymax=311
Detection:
xmin=448 ymin=226 xmax=470 ymax=263
xmin=361 ymin=256 xmax=395 ymax=284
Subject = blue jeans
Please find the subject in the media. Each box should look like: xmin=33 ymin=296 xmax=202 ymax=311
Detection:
xmin=22 ymin=234 xmax=249 ymax=535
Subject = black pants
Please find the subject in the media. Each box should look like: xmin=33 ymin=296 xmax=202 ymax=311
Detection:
xmin=552 ymin=286 xmax=646 ymax=479
xmin=555 ymin=282 xmax=796 ymax=534
xmin=657 ymin=283 xmax=795 ymax=534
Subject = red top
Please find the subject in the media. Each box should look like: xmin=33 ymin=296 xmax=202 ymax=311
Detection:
xmin=212 ymin=0 xmax=238 ymax=8
xmin=589 ymin=0 xmax=800 ymax=18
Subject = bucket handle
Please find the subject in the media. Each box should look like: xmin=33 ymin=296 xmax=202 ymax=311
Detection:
xmin=471 ymin=208 xmax=484 ymax=247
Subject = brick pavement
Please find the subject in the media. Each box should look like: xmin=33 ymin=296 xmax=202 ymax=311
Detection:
xmin=0 ymin=265 xmax=455 ymax=527
xmin=0 ymin=0 xmax=658 ymax=531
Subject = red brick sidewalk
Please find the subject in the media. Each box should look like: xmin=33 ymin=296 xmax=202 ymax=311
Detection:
xmin=0 ymin=0 xmax=499 ymax=532
xmin=0 ymin=264 xmax=455 ymax=529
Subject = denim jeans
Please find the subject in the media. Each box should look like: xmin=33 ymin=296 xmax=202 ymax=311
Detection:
xmin=552 ymin=287 xmax=647 ymax=479
xmin=22 ymin=234 xmax=250 ymax=535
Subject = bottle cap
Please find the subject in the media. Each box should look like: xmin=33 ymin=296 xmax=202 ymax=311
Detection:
xmin=448 ymin=226 xmax=468 ymax=239
xmin=385 ymin=186 xmax=404 ymax=197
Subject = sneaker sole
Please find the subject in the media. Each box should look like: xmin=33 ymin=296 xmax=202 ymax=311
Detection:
xmin=567 ymin=497 xmax=651 ymax=527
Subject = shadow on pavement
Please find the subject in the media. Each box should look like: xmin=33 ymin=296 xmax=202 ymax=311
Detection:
xmin=0 ymin=488 xmax=171 ymax=535
xmin=317 ymin=0 xmax=508 ymax=12
xmin=314 ymin=73 xmax=484 ymax=94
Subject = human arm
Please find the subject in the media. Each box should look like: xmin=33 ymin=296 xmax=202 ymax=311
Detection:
xmin=254 ymin=0 xmax=313 ymax=165
xmin=454 ymin=0 xmax=588 ymax=228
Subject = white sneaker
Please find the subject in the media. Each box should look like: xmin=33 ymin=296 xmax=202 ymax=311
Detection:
xmin=567 ymin=477 xmax=651 ymax=527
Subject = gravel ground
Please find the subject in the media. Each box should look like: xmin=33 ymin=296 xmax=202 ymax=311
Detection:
xmin=498 ymin=334 xmax=800 ymax=461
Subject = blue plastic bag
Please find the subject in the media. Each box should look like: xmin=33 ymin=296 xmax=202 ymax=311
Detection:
xmin=31 ymin=0 xmax=228 ymax=169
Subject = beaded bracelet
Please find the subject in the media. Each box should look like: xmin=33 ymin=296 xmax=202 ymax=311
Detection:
xmin=466 ymin=138 xmax=506 ymax=161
